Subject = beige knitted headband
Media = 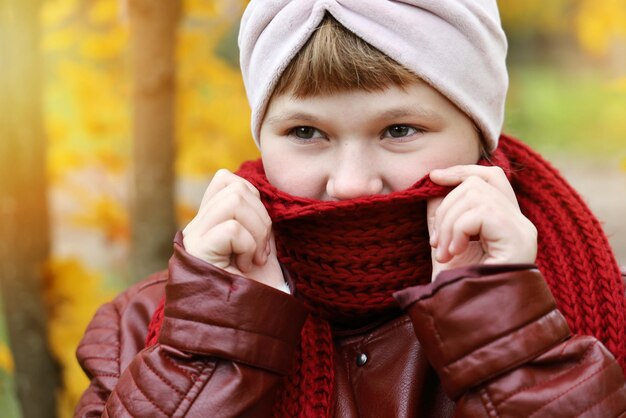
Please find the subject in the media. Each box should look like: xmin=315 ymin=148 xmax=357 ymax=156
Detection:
xmin=238 ymin=0 xmax=509 ymax=151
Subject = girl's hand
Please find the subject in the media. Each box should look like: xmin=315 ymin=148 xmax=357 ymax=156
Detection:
xmin=182 ymin=169 xmax=286 ymax=291
xmin=426 ymin=165 xmax=537 ymax=281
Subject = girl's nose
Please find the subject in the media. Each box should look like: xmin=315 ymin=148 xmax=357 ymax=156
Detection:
xmin=326 ymin=145 xmax=383 ymax=200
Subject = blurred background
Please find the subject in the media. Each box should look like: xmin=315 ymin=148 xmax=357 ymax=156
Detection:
xmin=0 ymin=0 xmax=624 ymax=416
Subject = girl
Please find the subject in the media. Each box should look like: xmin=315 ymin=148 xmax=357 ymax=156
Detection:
xmin=75 ymin=1 xmax=626 ymax=416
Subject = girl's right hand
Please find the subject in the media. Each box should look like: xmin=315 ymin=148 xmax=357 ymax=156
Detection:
xmin=182 ymin=169 xmax=286 ymax=291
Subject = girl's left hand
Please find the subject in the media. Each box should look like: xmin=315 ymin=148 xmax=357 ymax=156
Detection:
xmin=426 ymin=165 xmax=538 ymax=281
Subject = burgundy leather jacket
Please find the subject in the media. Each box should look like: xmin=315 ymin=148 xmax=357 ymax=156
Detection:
xmin=75 ymin=234 xmax=626 ymax=417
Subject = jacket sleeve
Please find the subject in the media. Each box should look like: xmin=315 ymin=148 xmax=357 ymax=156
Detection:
xmin=394 ymin=265 xmax=626 ymax=418
xmin=75 ymin=232 xmax=308 ymax=418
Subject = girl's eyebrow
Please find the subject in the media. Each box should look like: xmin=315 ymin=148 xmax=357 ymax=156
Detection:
xmin=377 ymin=107 xmax=444 ymax=123
xmin=265 ymin=106 xmax=443 ymax=125
xmin=265 ymin=112 xmax=321 ymax=125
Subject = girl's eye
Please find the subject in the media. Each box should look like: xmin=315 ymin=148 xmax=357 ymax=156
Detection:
xmin=384 ymin=125 xmax=421 ymax=139
xmin=289 ymin=126 xmax=324 ymax=140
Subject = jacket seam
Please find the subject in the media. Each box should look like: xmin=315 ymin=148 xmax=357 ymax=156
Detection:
xmin=422 ymin=308 xmax=445 ymax=359
xmin=77 ymin=400 xmax=106 ymax=417
xmin=78 ymin=342 xmax=120 ymax=350
xmin=89 ymin=371 xmax=118 ymax=378
xmin=173 ymin=363 xmax=217 ymax=418
xmin=495 ymin=338 xmax=593 ymax=406
xmin=135 ymin=274 xmax=168 ymax=293
xmin=109 ymin=390 xmax=133 ymax=417
xmin=452 ymin=308 xmax=562 ymax=369
xmin=131 ymin=360 xmax=171 ymax=418
xmin=114 ymin=301 xmax=123 ymax=381
xmin=143 ymin=353 xmax=186 ymax=397
xmin=526 ymin=352 xmax=612 ymax=418
xmin=84 ymin=326 xmax=122 ymax=333
xmin=479 ymin=388 xmax=499 ymax=418
xmin=165 ymin=313 xmax=298 ymax=342
xmin=80 ymin=356 xmax=119 ymax=362
xmin=360 ymin=316 xmax=412 ymax=346
xmin=168 ymin=339 xmax=284 ymax=375
xmin=112 ymin=274 xmax=167 ymax=380
xmin=162 ymin=349 xmax=199 ymax=381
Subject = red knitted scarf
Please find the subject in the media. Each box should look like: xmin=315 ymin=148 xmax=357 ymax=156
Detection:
xmin=145 ymin=134 xmax=626 ymax=416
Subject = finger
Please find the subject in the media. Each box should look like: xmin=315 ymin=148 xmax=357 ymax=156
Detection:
xmin=432 ymin=174 xmax=515 ymax=240
xmin=196 ymin=182 xmax=270 ymax=231
xmin=442 ymin=199 xmax=536 ymax=264
xmin=434 ymin=193 xmax=477 ymax=262
xmin=432 ymin=177 xmax=490 ymax=255
xmin=436 ymin=181 xmax=518 ymax=261
xmin=195 ymin=180 xmax=269 ymax=225
xmin=447 ymin=208 xmax=483 ymax=259
xmin=186 ymin=187 xmax=269 ymax=241
xmin=188 ymin=190 xmax=271 ymax=265
xmin=185 ymin=181 xmax=272 ymax=255
xmin=190 ymin=219 xmax=258 ymax=273
xmin=430 ymin=165 xmax=517 ymax=206
xmin=426 ymin=196 xmax=444 ymax=247
xmin=199 ymin=169 xmax=261 ymax=210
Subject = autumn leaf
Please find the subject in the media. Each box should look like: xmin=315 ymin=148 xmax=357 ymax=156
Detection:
xmin=42 ymin=27 xmax=78 ymax=52
xmin=0 ymin=344 xmax=14 ymax=374
xmin=79 ymin=27 xmax=127 ymax=60
xmin=40 ymin=0 xmax=76 ymax=26
xmin=87 ymin=0 xmax=120 ymax=25
xmin=71 ymin=195 xmax=129 ymax=243
xmin=574 ymin=0 xmax=626 ymax=56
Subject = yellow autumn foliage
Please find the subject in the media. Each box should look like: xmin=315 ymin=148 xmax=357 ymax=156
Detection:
xmin=87 ymin=0 xmax=119 ymax=25
xmin=79 ymin=27 xmax=128 ymax=61
xmin=0 ymin=343 xmax=14 ymax=374
xmin=499 ymin=0 xmax=626 ymax=57
xmin=185 ymin=0 xmax=218 ymax=20
xmin=39 ymin=1 xmax=255 ymax=414
xmin=71 ymin=195 xmax=129 ymax=243
xmin=42 ymin=27 xmax=79 ymax=52
xmin=574 ymin=0 xmax=626 ymax=56
xmin=499 ymin=0 xmax=570 ymax=33
xmin=40 ymin=0 xmax=76 ymax=25
xmin=45 ymin=259 xmax=115 ymax=417
xmin=175 ymin=2 xmax=259 ymax=178
xmin=43 ymin=0 xmax=130 ymax=184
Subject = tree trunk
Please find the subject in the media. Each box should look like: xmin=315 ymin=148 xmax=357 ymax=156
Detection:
xmin=128 ymin=0 xmax=181 ymax=281
xmin=0 ymin=0 xmax=61 ymax=417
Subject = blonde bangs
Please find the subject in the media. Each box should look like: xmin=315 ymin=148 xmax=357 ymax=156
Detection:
xmin=273 ymin=15 xmax=419 ymax=98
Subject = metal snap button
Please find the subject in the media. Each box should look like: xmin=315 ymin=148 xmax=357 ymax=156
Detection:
xmin=356 ymin=352 xmax=368 ymax=366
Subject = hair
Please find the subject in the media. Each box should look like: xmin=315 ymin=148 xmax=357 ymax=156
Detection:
xmin=271 ymin=14 xmax=489 ymax=156
xmin=273 ymin=14 xmax=419 ymax=98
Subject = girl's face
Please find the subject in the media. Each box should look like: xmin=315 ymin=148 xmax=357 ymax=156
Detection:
xmin=259 ymin=80 xmax=481 ymax=200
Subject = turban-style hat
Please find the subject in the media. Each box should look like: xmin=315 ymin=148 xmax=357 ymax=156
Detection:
xmin=239 ymin=0 xmax=508 ymax=150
